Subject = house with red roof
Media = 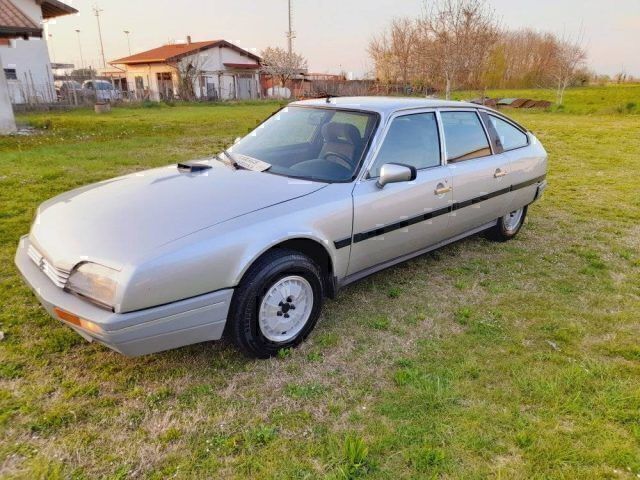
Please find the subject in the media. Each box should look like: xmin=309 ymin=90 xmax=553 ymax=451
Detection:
xmin=109 ymin=37 xmax=261 ymax=101
xmin=0 ymin=0 xmax=77 ymax=105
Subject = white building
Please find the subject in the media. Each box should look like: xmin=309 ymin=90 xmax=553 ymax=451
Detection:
xmin=0 ymin=0 xmax=77 ymax=105
xmin=108 ymin=38 xmax=261 ymax=101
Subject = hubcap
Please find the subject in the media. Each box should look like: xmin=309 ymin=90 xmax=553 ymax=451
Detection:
xmin=503 ymin=208 xmax=524 ymax=232
xmin=258 ymin=275 xmax=314 ymax=342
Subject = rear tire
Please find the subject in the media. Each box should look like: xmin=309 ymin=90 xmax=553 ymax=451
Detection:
xmin=227 ymin=249 xmax=324 ymax=358
xmin=487 ymin=206 xmax=527 ymax=241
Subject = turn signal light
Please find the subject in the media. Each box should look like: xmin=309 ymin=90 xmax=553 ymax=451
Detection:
xmin=54 ymin=307 xmax=81 ymax=326
xmin=53 ymin=307 xmax=103 ymax=333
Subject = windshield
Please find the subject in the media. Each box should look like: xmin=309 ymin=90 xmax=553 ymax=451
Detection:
xmin=95 ymin=82 xmax=114 ymax=90
xmin=230 ymin=106 xmax=378 ymax=182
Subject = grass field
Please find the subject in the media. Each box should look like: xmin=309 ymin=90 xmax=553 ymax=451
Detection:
xmin=1 ymin=86 xmax=639 ymax=479
xmin=453 ymin=84 xmax=640 ymax=115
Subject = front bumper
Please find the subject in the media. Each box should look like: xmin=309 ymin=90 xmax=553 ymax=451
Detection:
xmin=15 ymin=236 xmax=233 ymax=356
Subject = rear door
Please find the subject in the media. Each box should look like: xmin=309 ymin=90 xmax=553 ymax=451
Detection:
xmin=440 ymin=109 xmax=513 ymax=237
xmin=482 ymin=112 xmax=539 ymax=211
xmin=347 ymin=110 xmax=452 ymax=275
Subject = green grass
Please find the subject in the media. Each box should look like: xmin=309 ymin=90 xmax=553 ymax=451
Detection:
xmin=453 ymin=83 xmax=640 ymax=115
xmin=1 ymin=88 xmax=639 ymax=478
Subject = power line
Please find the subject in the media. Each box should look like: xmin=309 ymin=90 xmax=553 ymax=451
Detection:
xmin=93 ymin=5 xmax=106 ymax=70
xmin=286 ymin=0 xmax=295 ymax=55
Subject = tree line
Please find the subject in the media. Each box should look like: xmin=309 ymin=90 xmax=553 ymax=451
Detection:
xmin=368 ymin=0 xmax=588 ymax=104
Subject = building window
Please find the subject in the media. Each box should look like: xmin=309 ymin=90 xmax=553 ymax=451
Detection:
xmin=135 ymin=76 xmax=144 ymax=89
xmin=4 ymin=68 xmax=17 ymax=80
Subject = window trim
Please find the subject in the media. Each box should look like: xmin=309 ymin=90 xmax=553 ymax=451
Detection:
xmin=438 ymin=108 xmax=494 ymax=164
xmin=364 ymin=109 xmax=444 ymax=180
xmin=477 ymin=107 xmax=529 ymax=134
xmin=484 ymin=112 xmax=530 ymax=153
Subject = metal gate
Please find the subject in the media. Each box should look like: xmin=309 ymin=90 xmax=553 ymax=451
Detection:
xmin=156 ymin=72 xmax=173 ymax=100
xmin=236 ymin=74 xmax=255 ymax=100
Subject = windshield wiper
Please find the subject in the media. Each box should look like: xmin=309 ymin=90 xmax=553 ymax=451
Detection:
xmin=216 ymin=149 xmax=245 ymax=170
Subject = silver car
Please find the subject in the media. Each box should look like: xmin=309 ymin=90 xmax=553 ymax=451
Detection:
xmin=15 ymin=97 xmax=547 ymax=358
xmin=82 ymin=80 xmax=122 ymax=102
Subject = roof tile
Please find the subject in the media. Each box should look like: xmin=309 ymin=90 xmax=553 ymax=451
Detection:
xmin=0 ymin=0 xmax=42 ymax=37
xmin=111 ymin=40 xmax=260 ymax=65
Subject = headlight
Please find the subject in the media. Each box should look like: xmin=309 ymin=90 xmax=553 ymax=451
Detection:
xmin=66 ymin=262 xmax=118 ymax=310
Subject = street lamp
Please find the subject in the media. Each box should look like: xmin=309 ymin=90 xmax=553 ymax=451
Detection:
xmin=123 ymin=30 xmax=132 ymax=55
xmin=75 ymin=29 xmax=84 ymax=70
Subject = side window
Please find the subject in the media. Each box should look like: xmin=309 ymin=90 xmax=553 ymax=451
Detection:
xmin=332 ymin=111 xmax=368 ymax=137
xmin=441 ymin=111 xmax=491 ymax=162
xmin=369 ymin=113 xmax=441 ymax=178
xmin=488 ymin=115 xmax=528 ymax=151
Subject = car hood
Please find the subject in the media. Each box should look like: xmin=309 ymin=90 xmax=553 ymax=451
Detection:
xmin=30 ymin=160 xmax=326 ymax=270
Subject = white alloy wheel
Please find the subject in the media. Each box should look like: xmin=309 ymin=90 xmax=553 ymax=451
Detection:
xmin=258 ymin=275 xmax=314 ymax=342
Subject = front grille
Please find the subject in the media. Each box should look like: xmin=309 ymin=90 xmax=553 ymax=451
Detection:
xmin=27 ymin=244 xmax=71 ymax=288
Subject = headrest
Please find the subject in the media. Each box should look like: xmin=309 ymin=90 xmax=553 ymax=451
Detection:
xmin=321 ymin=122 xmax=361 ymax=145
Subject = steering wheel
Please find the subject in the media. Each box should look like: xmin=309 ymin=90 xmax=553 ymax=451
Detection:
xmin=322 ymin=151 xmax=353 ymax=170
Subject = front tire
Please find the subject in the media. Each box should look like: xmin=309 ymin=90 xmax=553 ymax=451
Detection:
xmin=487 ymin=206 xmax=527 ymax=241
xmin=227 ymin=249 xmax=324 ymax=358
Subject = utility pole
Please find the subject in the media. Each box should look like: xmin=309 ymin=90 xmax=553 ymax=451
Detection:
xmin=93 ymin=5 xmax=106 ymax=70
xmin=75 ymin=29 xmax=84 ymax=69
xmin=124 ymin=30 xmax=132 ymax=55
xmin=286 ymin=0 xmax=295 ymax=55
xmin=48 ymin=33 xmax=56 ymax=63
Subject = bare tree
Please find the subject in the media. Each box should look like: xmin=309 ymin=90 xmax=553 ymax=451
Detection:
xmin=496 ymin=29 xmax=559 ymax=88
xmin=173 ymin=55 xmax=205 ymax=101
xmin=260 ymin=47 xmax=308 ymax=91
xmin=389 ymin=18 xmax=420 ymax=85
xmin=367 ymin=3 xmax=590 ymax=98
xmin=368 ymin=18 xmax=420 ymax=88
xmin=420 ymin=0 xmax=501 ymax=99
xmin=368 ymin=32 xmax=396 ymax=88
xmin=550 ymin=33 xmax=587 ymax=105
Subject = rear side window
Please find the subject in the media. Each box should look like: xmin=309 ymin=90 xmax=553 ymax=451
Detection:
xmin=441 ymin=111 xmax=491 ymax=162
xmin=488 ymin=115 xmax=528 ymax=151
xmin=369 ymin=113 xmax=441 ymax=178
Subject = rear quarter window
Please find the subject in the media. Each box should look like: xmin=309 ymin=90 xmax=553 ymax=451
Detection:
xmin=488 ymin=115 xmax=528 ymax=151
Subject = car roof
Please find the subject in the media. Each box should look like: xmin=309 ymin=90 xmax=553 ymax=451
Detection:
xmin=290 ymin=96 xmax=481 ymax=115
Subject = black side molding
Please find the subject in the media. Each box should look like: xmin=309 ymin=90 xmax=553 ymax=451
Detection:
xmin=333 ymin=174 xmax=546 ymax=249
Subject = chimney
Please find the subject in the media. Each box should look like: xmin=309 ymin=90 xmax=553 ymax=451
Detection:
xmin=186 ymin=35 xmax=192 ymax=44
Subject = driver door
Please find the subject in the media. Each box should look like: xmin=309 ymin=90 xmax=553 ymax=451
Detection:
xmin=348 ymin=111 xmax=453 ymax=275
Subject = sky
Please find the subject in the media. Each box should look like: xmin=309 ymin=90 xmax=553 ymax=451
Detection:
xmin=44 ymin=0 xmax=640 ymax=78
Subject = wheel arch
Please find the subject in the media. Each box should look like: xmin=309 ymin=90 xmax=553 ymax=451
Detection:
xmin=236 ymin=236 xmax=338 ymax=299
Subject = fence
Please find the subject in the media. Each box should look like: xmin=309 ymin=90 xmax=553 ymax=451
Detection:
xmin=8 ymin=73 xmax=444 ymax=112
xmin=8 ymin=73 xmax=125 ymax=110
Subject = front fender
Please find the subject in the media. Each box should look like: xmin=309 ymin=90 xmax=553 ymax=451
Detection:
xmin=118 ymin=183 xmax=353 ymax=313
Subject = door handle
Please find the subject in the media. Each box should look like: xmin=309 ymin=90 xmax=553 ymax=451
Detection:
xmin=434 ymin=183 xmax=452 ymax=195
xmin=494 ymin=168 xmax=507 ymax=178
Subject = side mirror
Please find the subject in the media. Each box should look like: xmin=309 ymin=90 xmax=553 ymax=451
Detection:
xmin=376 ymin=163 xmax=417 ymax=188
